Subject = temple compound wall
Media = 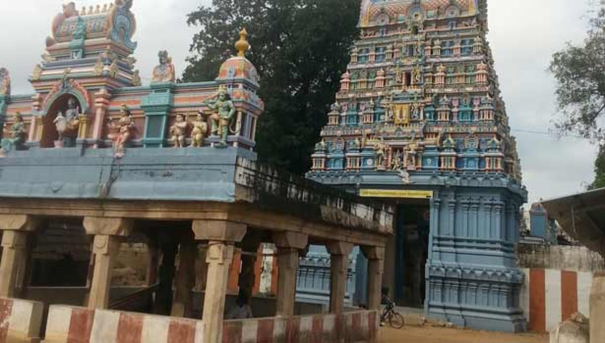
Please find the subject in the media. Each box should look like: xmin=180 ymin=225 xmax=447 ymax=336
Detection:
xmin=307 ymin=0 xmax=527 ymax=332
xmin=517 ymin=244 xmax=605 ymax=334
xmin=0 ymin=1 xmax=393 ymax=342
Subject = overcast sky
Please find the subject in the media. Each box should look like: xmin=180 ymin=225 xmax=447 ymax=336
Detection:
xmin=0 ymin=0 xmax=597 ymax=205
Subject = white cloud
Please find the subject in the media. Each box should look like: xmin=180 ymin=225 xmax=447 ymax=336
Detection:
xmin=0 ymin=0 xmax=598 ymax=205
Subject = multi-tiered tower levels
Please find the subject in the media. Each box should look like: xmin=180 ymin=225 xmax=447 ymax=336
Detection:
xmin=308 ymin=0 xmax=528 ymax=333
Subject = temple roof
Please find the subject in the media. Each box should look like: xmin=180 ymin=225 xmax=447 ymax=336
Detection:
xmin=359 ymin=0 xmax=480 ymax=28
xmin=216 ymin=29 xmax=260 ymax=87
xmin=47 ymin=1 xmax=137 ymax=51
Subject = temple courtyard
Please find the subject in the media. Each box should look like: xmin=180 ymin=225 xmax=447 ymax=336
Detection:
xmin=378 ymin=327 xmax=547 ymax=343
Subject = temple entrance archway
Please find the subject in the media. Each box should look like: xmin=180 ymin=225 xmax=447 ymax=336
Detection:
xmin=380 ymin=198 xmax=430 ymax=308
xmin=40 ymin=94 xmax=81 ymax=148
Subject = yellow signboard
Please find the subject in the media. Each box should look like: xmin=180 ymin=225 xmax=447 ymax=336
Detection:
xmin=359 ymin=189 xmax=433 ymax=199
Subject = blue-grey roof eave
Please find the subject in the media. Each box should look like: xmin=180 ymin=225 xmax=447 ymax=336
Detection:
xmin=0 ymin=147 xmax=256 ymax=203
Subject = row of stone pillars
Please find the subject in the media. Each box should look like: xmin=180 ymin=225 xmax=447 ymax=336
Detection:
xmin=0 ymin=214 xmax=385 ymax=343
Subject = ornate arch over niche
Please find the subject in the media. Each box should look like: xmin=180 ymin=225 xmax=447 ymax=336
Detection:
xmin=41 ymin=77 xmax=90 ymax=115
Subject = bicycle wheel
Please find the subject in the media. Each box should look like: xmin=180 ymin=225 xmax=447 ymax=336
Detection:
xmin=388 ymin=312 xmax=405 ymax=329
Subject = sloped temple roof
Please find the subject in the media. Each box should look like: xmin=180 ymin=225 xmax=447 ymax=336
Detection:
xmin=542 ymin=188 xmax=605 ymax=257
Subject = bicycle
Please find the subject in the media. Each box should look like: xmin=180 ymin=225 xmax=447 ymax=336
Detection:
xmin=380 ymin=299 xmax=405 ymax=329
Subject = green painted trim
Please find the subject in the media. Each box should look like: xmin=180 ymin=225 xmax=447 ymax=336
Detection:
xmin=7 ymin=94 xmax=35 ymax=101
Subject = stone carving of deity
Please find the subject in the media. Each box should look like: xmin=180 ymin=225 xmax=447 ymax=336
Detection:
xmin=391 ymin=150 xmax=403 ymax=171
xmin=108 ymin=105 xmax=135 ymax=158
xmin=203 ymin=87 xmax=236 ymax=147
xmin=53 ymin=97 xmax=81 ymax=148
xmin=170 ymin=113 xmax=188 ymax=148
xmin=190 ymin=111 xmax=209 ymax=148
xmin=374 ymin=141 xmax=387 ymax=171
xmin=411 ymin=102 xmax=422 ymax=120
xmin=72 ymin=17 xmax=87 ymax=41
xmin=1 ymin=112 xmax=27 ymax=152
xmin=398 ymin=169 xmax=413 ymax=185
xmin=412 ymin=66 xmax=422 ymax=85
xmin=0 ymin=68 xmax=10 ymax=96
xmin=405 ymin=140 xmax=418 ymax=170
xmin=151 ymin=50 xmax=176 ymax=84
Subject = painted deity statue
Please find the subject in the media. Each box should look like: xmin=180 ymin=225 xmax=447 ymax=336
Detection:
xmin=170 ymin=113 xmax=188 ymax=148
xmin=108 ymin=105 xmax=135 ymax=158
xmin=2 ymin=112 xmax=27 ymax=151
xmin=373 ymin=140 xmax=387 ymax=170
xmin=405 ymin=139 xmax=418 ymax=170
xmin=203 ymin=87 xmax=236 ymax=147
xmin=190 ymin=111 xmax=208 ymax=148
xmin=53 ymin=97 xmax=81 ymax=147
xmin=151 ymin=51 xmax=175 ymax=83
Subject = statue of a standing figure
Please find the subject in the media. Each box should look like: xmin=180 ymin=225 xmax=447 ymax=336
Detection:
xmin=2 ymin=112 xmax=27 ymax=152
xmin=190 ymin=111 xmax=208 ymax=148
xmin=169 ymin=113 xmax=188 ymax=148
xmin=108 ymin=105 xmax=135 ymax=158
xmin=53 ymin=97 xmax=80 ymax=147
xmin=151 ymin=50 xmax=175 ymax=83
xmin=374 ymin=140 xmax=387 ymax=171
xmin=203 ymin=87 xmax=236 ymax=147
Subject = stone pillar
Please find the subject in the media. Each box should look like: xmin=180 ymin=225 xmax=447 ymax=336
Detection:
xmin=203 ymin=242 xmax=234 ymax=343
xmin=362 ymin=246 xmax=385 ymax=311
xmin=88 ymin=235 xmax=121 ymax=309
xmin=239 ymin=239 xmax=261 ymax=299
xmin=194 ymin=245 xmax=208 ymax=291
xmin=192 ymin=220 xmax=246 ymax=343
xmin=239 ymin=253 xmax=257 ymax=298
xmin=0 ymin=215 xmax=39 ymax=298
xmin=92 ymin=88 xmax=111 ymax=148
xmin=83 ymin=217 xmax=133 ymax=309
xmin=590 ymin=272 xmax=605 ymax=343
xmin=273 ymin=232 xmax=308 ymax=317
xmin=327 ymin=242 xmax=354 ymax=314
xmin=154 ymin=239 xmax=178 ymax=315
xmin=171 ymin=239 xmax=196 ymax=318
xmin=145 ymin=241 xmax=159 ymax=286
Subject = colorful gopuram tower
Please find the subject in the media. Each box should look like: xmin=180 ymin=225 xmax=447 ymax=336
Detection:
xmin=307 ymin=0 xmax=527 ymax=332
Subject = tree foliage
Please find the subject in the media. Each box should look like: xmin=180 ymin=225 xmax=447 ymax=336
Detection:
xmin=183 ymin=0 xmax=360 ymax=174
xmin=589 ymin=145 xmax=605 ymax=189
xmin=550 ymin=4 xmax=605 ymax=141
xmin=550 ymin=3 xmax=605 ymax=189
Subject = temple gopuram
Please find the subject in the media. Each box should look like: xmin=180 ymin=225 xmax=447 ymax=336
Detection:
xmin=307 ymin=0 xmax=527 ymax=332
xmin=0 ymin=1 xmax=393 ymax=343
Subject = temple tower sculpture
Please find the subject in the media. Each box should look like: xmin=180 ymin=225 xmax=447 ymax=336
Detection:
xmin=307 ymin=0 xmax=527 ymax=332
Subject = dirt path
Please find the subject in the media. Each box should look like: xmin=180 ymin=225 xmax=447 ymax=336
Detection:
xmin=378 ymin=326 xmax=548 ymax=343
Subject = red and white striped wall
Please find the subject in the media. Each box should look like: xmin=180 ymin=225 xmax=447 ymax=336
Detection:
xmin=0 ymin=297 xmax=43 ymax=343
xmin=44 ymin=305 xmax=378 ymax=343
xmin=222 ymin=311 xmax=379 ymax=343
xmin=44 ymin=305 xmax=205 ymax=343
xmin=520 ymin=268 xmax=593 ymax=333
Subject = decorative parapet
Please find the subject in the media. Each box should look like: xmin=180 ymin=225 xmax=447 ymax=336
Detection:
xmin=235 ymin=157 xmax=394 ymax=236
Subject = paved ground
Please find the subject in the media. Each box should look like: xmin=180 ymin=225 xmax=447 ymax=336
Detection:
xmin=378 ymin=326 xmax=548 ymax=343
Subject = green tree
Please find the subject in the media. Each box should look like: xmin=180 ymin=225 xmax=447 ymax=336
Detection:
xmin=550 ymin=3 xmax=605 ymax=189
xmin=183 ymin=0 xmax=360 ymax=174
xmin=589 ymin=146 xmax=605 ymax=189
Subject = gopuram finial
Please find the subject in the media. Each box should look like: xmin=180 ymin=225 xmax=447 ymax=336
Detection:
xmin=235 ymin=28 xmax=250 ymax=58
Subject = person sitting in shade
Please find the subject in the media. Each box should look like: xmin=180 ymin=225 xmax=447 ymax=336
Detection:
xmin=226 ymin=290 xmax=253 ymax=319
